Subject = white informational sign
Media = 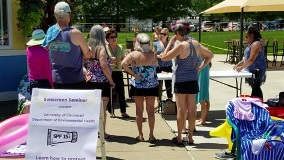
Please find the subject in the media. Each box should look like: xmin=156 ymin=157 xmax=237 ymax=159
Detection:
xmin=25 ymin=89 xmax=102 ymax=160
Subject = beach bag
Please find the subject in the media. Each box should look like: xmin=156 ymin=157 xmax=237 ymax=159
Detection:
xmin=161 ymin=99 xmax=177 ymax=115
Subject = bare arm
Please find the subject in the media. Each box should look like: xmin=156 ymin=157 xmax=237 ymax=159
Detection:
xmin=71 ymin=28 xmax=92 ymax=58
xmin=153 ymin=42 xmax=157 ymax=52
xmin=158 ymin=35 xmax=183 ymax=61
xmin=121 ymin=52 xmax=141 ymax=80
xmin=98 ymin=46 xmax=115 ymax=87
xmin=236 ymin=42 xmax=261 ymax=72
xmin=194 ymin=41 xmax=214 ymax=71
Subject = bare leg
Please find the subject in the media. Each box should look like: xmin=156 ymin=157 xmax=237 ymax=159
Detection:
xmin=175 ymin=94 xmax=187 ymax=143
xmin=200 ymin=100 xmax=210 ymax=124
xmin=187 ymin=94 xmax=196 ymax=143
xmin=134 ymin=96 xmax=144 ymax=141
xmin=145 ymin=96 xmax=156 ymax=140
xmin=183 ymin=109 xmax=188 ymax=132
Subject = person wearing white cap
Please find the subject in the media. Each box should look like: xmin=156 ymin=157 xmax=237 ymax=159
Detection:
xmin=26 ymin=29 xmax=53 ymax=95
xmin=43 ymin=1 xmax=92 ymax=89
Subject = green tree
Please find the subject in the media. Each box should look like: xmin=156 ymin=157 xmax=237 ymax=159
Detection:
xmin=75 ymin=0 xmax=193 ymax=22
xmin=17 ymin=0 xmax=46 ymax=36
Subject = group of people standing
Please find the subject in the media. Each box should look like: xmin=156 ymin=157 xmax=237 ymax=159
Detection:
xmin=120 ymin=21 xmax=214 ymax=144
xmin=26 ymin=1 xmax=127 ymax=139
xmin=25 ymin=1 xmax=266 ymax=146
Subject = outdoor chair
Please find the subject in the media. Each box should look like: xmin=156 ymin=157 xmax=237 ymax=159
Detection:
xmin=126 ymin=37 xmax=134 ymax=52
xmin=272 ymin=39 xmax=279 ymax=67
xmin=281 ymin=40 xmax=284 ymax=67
xmin=231 ymin=39 xmax=240 ymax=64
xmin=226 ymin=97 xmax=284 ymax=160
xmin=225 ymin=39 xmax=233 ymax=63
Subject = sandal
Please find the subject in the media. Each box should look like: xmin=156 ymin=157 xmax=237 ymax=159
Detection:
xmin=195 ymin=120 xmax=206 ymax=126
xmin=171 ymin=129 xmax=188 ymax=134
xmin=148 ymin=137 xmax=157 ymax=143
xmin=135 ymin=136 xmax=145 ymax=142
xmin=171 ymin=137 xmax=183 ymax=146
xmin=110 ymin=113 xmax=116 ymax=118
xmin=186 ymin=134 xmax=194 ymax=145
xmin=187 ymin=141 xmax=194 ymax=145
xmin=121 ymin=113 xmax=130 ymax=118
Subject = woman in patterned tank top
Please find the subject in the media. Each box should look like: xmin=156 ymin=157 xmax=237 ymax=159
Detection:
xmin=121 ymin=33 xmax=159 ymax=143
xmin=158 ymin=20 xmax=214 ymax=145
xmin=84 ymin=25 xmax=115 ymax=139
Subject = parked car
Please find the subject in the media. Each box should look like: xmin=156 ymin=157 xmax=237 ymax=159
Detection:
xmin=263 ymin=21 xmax=276 ymax=30
xmin=201 ymin=21 xmax=213 ymax=32
xmin=193 ymin=23 xmax=199 ymax=32
xmin=222 ymin=22 xmax=240 ymax=31
xmin=188 ymin=21 xmax=196 ymax=32
xmin=169 ymin=20 xmax=196 ymax=32
xmin=274 ymin=19 xmax=284 ymax=30
xmin=219 ymin=22 xmax=229 ymax=31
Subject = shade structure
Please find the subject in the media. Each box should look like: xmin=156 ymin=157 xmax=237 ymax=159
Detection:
xmin=201 ymin=0 xmax=284 ymax=14
xmin=201 ymin=0 xmax=246 ymax=14
xmin=243 ymin=0 xmax=284 ymax=12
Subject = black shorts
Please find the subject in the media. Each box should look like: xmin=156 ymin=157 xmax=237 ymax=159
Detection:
xmin=30 ymin=79 xmax=52 ymax=95
xmin=130 ymin=85 xmax=159 ymax=97
xmin=157 ymin=66 xmax=172 ymax=73
xmin=85 ymin=82 xmax=110 ymax=97
xmin=174 ymin=80 xmax=199 ymax=94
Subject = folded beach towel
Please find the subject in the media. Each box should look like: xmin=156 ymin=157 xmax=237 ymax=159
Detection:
xmin=42 ymin=24 xmax=60 ymax=47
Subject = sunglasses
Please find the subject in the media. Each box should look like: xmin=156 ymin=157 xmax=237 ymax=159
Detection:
xmin=109 ymin=36 xmax=117 ymax=39
xmin=160 ymin=33 xmax=168 ymax=36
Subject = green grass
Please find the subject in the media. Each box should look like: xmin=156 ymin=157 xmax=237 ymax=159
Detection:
xmin=191 ymin=31 xmax=284 ymax=55
xmin=83 ymin=31 xmax=284 ymax=55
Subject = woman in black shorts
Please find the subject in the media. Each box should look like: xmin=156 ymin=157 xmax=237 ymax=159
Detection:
xmin=84 ymin=25 xmax=115 ymax=139
xmin=158 ymin=20 xmax=214 ymax=145
xmin=122 ymin=33 xmax=159 ymax=143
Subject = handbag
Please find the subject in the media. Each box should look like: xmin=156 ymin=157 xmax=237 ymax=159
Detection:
xmin=161 ymin=99 xmax=177 ymax=115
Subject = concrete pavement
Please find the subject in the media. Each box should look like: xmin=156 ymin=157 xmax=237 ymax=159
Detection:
xmin=0 ymin=54 xmax=282 ymax=160
xmin=95 ymin=54 xmax=283 ymax=160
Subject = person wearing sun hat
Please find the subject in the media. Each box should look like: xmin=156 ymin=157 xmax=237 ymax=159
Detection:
xmin=43 ymin=1 xmax=92 ymax=89
xmin=26 ymin=29 xmax=53 ymax=95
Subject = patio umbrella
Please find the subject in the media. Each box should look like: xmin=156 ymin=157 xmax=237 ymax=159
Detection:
xmin=200 ymin=0 xmax=284 ymax=61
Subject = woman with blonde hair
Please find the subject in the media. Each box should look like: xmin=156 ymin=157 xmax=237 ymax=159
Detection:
xmin=152 ymin=26 xmax=161 ymax=42
xmin=121 ymin=33 xmax=159 ymax=143
xmin=84 ymin=25 xmax=115 ymax=139
xmin=153 ymin=28 xmax=173 ymax=107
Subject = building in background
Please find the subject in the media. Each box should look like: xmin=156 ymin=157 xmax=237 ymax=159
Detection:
xmin=0 ymin=0 xmax=27 ymax=101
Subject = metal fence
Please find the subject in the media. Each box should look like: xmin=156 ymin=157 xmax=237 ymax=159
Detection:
xmin=72 ymin=23 xmax=153 ymax=32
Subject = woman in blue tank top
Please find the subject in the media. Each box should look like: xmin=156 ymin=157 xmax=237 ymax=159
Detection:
xmin=158 ymin=20 xmax=214 ymax=145
xmin=153 ymin=28 xmax=173 ymax=103
xmin=235 ymin=26 xmax=266 ymax=100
